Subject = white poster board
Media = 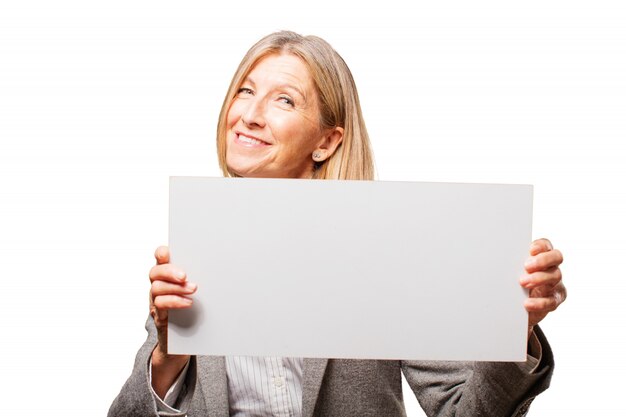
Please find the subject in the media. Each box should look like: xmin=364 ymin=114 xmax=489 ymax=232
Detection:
xmin=169 ymin=177 xmax=532 ymax=361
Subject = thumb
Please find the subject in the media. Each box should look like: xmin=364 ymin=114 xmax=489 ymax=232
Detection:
xmin=154 ymin=246 xmax=170 ymax=265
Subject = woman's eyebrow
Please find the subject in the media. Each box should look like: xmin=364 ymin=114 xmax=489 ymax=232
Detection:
xmin=275 ymin=83 xmax=306 ymax=100
xmin=241 ymin=76 xmax=256 ymax=87
xmin=242 ymin=76 xmax=307 ymax=102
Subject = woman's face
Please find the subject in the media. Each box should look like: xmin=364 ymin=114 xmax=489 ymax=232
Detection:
xmin=225 ymin=53 xmax=341 ymax=178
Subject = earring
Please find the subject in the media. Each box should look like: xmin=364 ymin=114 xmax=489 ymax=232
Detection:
xmin=312 ymin=152 xmax=323 ymax=161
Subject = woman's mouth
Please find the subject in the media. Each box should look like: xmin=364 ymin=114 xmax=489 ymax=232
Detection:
xmin=234 ymin=133 xmax=271 ymax=148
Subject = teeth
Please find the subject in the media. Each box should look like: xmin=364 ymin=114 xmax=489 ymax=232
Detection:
xmin=239 ymin=134 xmax=265 ymax=145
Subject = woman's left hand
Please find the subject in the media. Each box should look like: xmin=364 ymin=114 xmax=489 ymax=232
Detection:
xmin=520 ymin=238 xmax=567 ymax=336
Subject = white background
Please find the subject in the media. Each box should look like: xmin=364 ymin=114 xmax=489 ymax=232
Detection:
xmin=1 ymin=1 xmax=624 ymax=415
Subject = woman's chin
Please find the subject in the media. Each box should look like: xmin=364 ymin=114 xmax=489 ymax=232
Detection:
xmin=226 ymin=155 xmax=311 ymax=179
xmin=226 ymin=153 xmax=264 ymax=177
xmin=226 ymin=161 xmax=270 ymax=178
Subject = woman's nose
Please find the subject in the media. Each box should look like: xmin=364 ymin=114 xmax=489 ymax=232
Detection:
xmin=241 ymin=97 xmax=266 ymax=128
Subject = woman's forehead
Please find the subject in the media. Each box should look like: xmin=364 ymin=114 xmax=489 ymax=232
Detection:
xmin=245 ymin=53 xmax=313 ymax=88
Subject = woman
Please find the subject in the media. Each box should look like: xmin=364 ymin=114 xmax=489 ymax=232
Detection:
xmin=109 ymin=31 xmax=566 ymax=417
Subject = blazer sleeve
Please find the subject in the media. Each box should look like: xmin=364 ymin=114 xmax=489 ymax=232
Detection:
xmin=108 ymin=316 xmax=201 ymax=417
xmin=401 ymin=326 xmax=554 ymax=417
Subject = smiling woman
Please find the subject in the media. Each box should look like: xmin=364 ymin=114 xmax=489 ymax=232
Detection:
xmin=225 ymin=54 xmax=344 ymax=179
xmin=109 ymin=30 xmax=566 ymax=417
xmin=216 ymin=31 xmax=374 ymax=181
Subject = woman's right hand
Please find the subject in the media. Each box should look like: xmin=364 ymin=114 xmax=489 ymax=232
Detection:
xmin=149 ymin=245 xmax=197 ymax=398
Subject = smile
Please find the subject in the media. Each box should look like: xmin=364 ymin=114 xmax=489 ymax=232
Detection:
xmin=235 ymin=133 xmax=271 ymax=148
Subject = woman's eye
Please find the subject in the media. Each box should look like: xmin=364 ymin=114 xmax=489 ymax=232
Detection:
xmin=278 ymin=96 xmax=294 ymax=106
xmin=237 ymin=87 xmax=253 ymax=96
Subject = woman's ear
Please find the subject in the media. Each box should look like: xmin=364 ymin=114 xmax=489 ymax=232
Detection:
xmin=312 ymin=127 xmax=344 ymax=162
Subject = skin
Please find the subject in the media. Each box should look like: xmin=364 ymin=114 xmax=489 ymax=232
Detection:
xmin=149 ymin=54 xmax=567 ymax=398
xmin=225 ymin=53 xmax=343 ymax=179
xmin=149 ymin=247 xmax=194 ymax=398
xmin=521 ymin=238 xmax=567 ymax=337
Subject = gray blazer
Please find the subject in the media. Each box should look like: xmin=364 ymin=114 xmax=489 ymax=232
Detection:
xmin=109 ymin=318 xmax=553 ymax=417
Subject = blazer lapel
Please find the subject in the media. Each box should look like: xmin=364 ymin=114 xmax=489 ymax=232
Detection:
xmin=195 ymin=356 xmax=327 ymax=417
xmin=197 ymin=356 xmax=229 ymax=417
xmin=302 ymin=358 xmax=329 ymax=417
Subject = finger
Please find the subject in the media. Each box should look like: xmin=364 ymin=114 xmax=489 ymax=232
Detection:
xmin=155 ymin=246 xmax=170 ymax=265
xmin=150 ymin=303 xmax=168 ymax=323
xmin=149 ymin=263 xmax=187 ymax=284
xmin=151 ymin=280 xmax=197 ymax=298
xmin=520 ymin=267 xmax=562 ymax=289
xmin=553 ymin=281 xmax=567 ymax=304
xmin=525 ymin=249 xmax=564 ymax=273
xmin=525 ymin=282 xmax=566 ymax=310
xmin=153 ymin=294 xmax=193 ymax=310
xmin=530 ymin=238 xmax=553 ymax=256
xmin=524 ymin=296 xmax=559 ymax=312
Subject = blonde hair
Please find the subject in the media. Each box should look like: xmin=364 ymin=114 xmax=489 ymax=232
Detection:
xmin=216 ymin=31 xmax=375 ymax=180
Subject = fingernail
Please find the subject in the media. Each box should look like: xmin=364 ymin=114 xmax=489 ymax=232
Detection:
xmin=185 ymin=283 xmax=197 ymax=293
xmin=176 ymin=270 xmax=186 ymax=281
xmin=520 ymin=275 xmax=530 ymax=286
xmin=525 ymin=258 xmax=536 ymax=269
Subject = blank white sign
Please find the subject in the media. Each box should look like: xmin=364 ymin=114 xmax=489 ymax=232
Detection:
xmin=168 ymin=177 xmax=532 ymax=361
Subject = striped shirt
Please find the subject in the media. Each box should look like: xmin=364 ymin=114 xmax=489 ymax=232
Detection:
xmin=226 ymin=356 xmax=303 ymax=417
xmin=152 ymin=356 xmax=303 ymax=417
